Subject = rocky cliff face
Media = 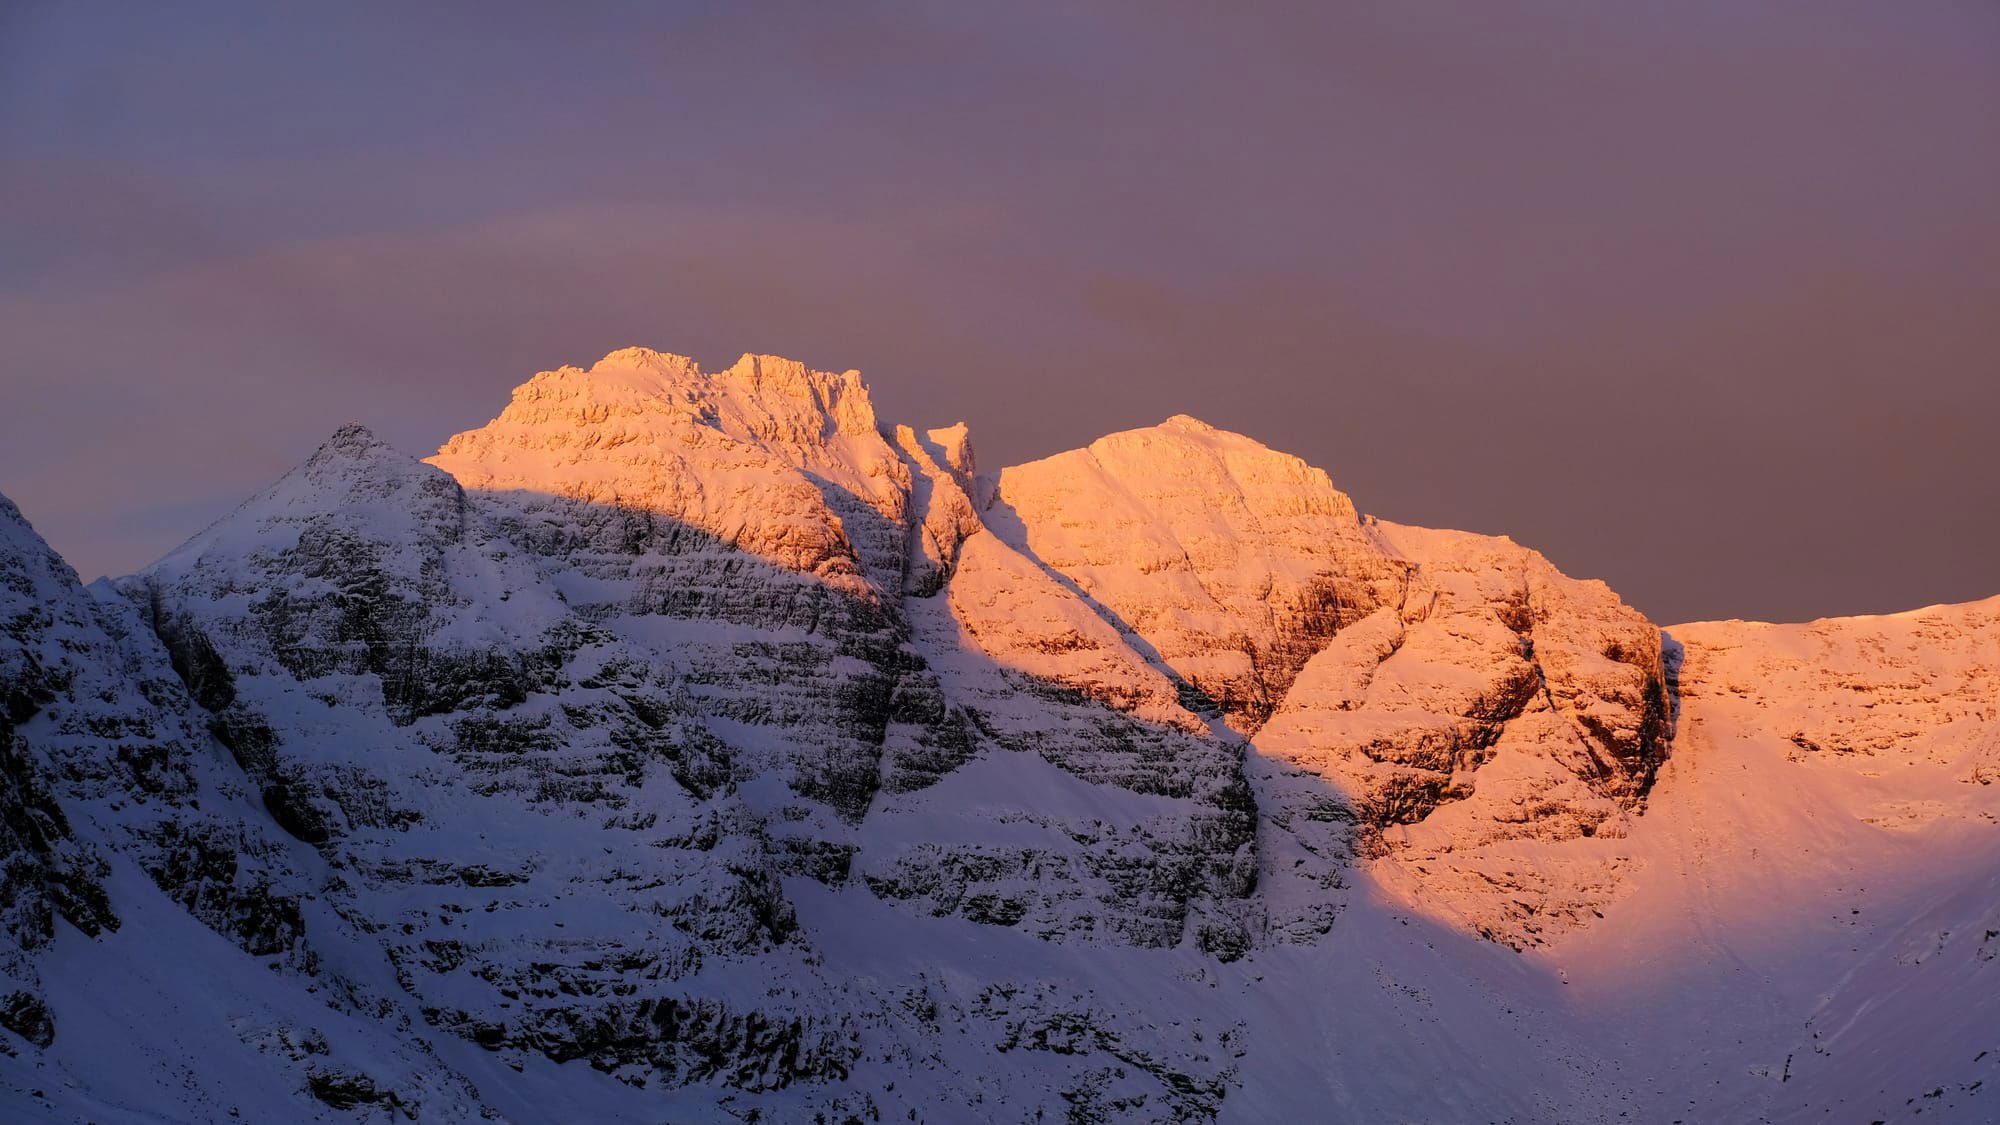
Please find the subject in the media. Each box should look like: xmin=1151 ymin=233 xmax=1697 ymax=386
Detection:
xmin=985 ymin=418 xmax=1671 ymax=946
xmin=2 ymin=346 xmax=1980 ymax=1123
xmin=0 ymin=491 xmax=497 ymax=1119
xmin=421 ymin=349 xmax=1260 ymax=958
xmin=0 ymin=496 xmax=121 ymax=1052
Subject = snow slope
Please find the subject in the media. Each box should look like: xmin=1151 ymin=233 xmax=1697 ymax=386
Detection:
xmin=1543 ymin=603 xmax=2000 ymax=1122
xmin=0 ymin=348 xmax=1992 ymax=1122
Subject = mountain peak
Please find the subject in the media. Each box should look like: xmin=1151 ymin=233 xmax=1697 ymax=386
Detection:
xmin=722 ymin=351 xmax=812 ymax=379
xmin=426 ymin=347 xmax=906 ymax=591
xmin=20 ymin=338 xmax=2000 ymax=1124
xmin=926 ymin=422 xmax=975 ymax=477
xmin=312 ymin=421 xmax=390 ymax=458
xmin=302 ymin=423 xmax=435 ymax=482
xmin=295 ymin=425 xmax=445 ymax=487
xmin=146 ymin=422 xmax=463 ymax=578
xmin=498 ymin=348 xmax=872 ymax=422
xmin=589 ymin=345 xmax=701 ymax=378
xmin=575 ymin=347 xmax=862 ymax=396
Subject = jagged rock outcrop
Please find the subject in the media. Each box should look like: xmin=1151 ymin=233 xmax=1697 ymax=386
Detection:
xmin=27 ymin=343 xmax=1955 ymax=1123
xmin=420 ymin=350 xmax=1266 ymax=957
xmin=0 ymin=494 xmax=497 ymax=1118
xmin=982 ymin=418 xmax=1671 ymax=945
xmin=128 ymin=419 xmax=835 ymax=1089
xmin=0 ymin=351 xmax=1280 ymax=1117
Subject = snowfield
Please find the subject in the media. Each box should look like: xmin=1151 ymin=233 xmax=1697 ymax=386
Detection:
xmin=0 ymin=349 xmax=1992 ymax=1122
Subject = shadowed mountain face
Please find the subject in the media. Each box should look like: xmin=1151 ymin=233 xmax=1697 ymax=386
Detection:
xmin=0 ymin=349 xmax=1991 ymax=1122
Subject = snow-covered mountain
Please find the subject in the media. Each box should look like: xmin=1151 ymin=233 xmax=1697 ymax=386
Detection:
xmin=1 ymin=348 xmax=1992 ymax=1122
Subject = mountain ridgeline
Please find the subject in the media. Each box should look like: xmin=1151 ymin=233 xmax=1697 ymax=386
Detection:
xmin=2 ymin=349 xmax=1992 ymax=1123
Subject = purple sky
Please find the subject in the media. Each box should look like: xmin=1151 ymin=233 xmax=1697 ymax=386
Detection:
xmin=3 ymin=1 xmax=1996 ymax=624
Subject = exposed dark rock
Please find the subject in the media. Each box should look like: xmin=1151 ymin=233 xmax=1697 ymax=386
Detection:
xmin=0 ymin=990 xmax=54 ymax=1048
xmin=138 ymin=821 xmax=308 ymax=959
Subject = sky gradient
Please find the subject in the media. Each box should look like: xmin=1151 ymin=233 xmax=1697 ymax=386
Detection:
xmin=3 ymin=1 xmax=1996 ymax=625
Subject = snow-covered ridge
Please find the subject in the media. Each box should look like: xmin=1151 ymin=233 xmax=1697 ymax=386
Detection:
xmin=1671 ymin=596 xmax=2000 ymax=774
xmin=1 ymin=347 xmax=1993 ymax=1122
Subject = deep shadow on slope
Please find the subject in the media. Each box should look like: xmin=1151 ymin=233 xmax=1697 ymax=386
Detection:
xmin=982 ymin=488 xmax=1675 ymax=933
xmin=421 ymin=490 xmax=1684 ymax=1118
xmin=120 ymin=477 xmax=1983 ymax=1122
xmin=123 ymin=487 xmax=1290 ymax=1117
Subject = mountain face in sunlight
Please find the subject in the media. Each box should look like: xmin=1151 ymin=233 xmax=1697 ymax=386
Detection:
xmin=0 ymin=349 xmax=1993 ymax=1122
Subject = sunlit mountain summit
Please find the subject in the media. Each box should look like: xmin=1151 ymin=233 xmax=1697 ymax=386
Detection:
xmin=2 ymin=349 xmax=1995 ymax=1122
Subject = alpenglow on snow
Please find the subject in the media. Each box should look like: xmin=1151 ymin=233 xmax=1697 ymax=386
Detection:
xmin=2 ymin=348 xmax=1995 ymax=1122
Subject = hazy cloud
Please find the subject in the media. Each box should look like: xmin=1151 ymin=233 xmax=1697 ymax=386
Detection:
xmin=2 ymin=0 xmax=1995 ymax=621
